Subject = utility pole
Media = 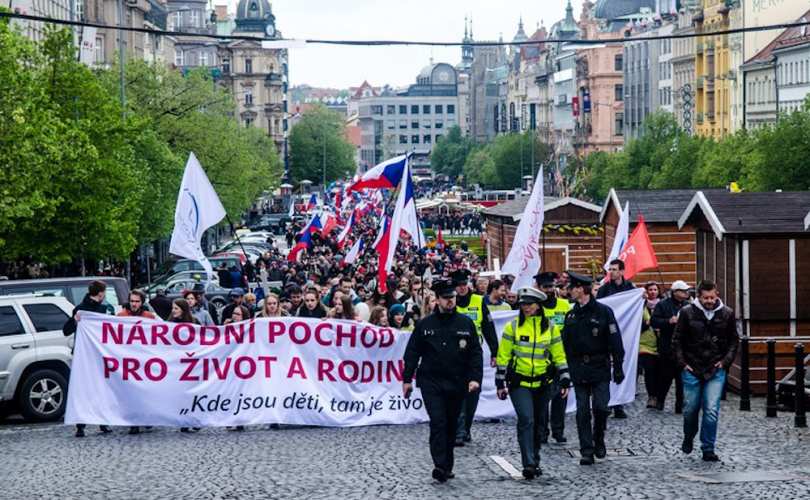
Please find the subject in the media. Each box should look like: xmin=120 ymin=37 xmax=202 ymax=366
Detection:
xmin=322 ymin=122 xmax=327 ymax=188
xmin=118 ymin=0 xmax=130 ymax=285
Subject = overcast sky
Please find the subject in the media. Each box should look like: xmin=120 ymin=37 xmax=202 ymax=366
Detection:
xmin=225 ymin=0 xmax=584 ymax=89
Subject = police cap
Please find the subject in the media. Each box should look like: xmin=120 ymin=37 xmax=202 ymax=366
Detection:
xmin=431 ymin=278 xmax=457 ymax=298
xmin=517 ymin=287 xmax=547 ymax=304
xmin=566 ymin=271 xmax=593 ymax=288
xmin=534 ymin=271 xmax=558 ymax=287
xmin=450 ymin=269 xmax=471 ymax=286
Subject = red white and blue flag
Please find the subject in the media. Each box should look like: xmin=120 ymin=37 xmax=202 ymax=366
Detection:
xmin=347 ymin=154 xmax=407 ymax=193
xmin=288 ymin=214 xmax=322 ymax=261
xmin=306 ymin=193 xmax=318 ymax=211
xmin=336 ymin=209 xmax=358 ymax=248
xmin=342 ymin=238 xmax=364 ymax=265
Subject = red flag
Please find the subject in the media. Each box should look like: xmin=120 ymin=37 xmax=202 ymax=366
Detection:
xmin=437 ymin=228 xmax=446 ymax=248
xmin=618 ymin=216 xmax=658 ymax=280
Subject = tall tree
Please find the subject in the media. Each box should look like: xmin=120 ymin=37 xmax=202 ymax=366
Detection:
xmin=289 ymin=104 xmax=355 ymax=184
xmin=430 ymin=125 xmax=473 ymax=180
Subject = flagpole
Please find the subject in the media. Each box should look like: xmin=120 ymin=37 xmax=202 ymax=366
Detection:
xmin=225 ymin=213 xmax=250 ymax=265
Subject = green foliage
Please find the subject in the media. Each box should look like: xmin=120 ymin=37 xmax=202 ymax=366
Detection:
xmin=575 ymin=107 xmax=810 ymax=200
xmin=0 ymin=22 xmax=281 ymax=263
xmin=431 ymin=125 xmax=474 ymax=180
xmin=289 ymin=104 xmax=355 ymax=184
xmin=459 ymin=131 xmax=550 ymax=189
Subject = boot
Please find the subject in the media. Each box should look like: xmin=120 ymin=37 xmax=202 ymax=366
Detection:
xmin=594 ymin=410 xmax=608 ymax=459
xmin=580 ymin=455 xmax=595 ymax=465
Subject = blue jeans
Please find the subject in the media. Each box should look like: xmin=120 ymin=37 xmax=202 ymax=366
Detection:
xmin=682 ymin=368 xmax=725 ymax=452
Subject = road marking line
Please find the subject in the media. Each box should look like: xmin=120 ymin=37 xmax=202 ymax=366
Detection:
xmin=489 ymin=455 xmax=523 ymax=480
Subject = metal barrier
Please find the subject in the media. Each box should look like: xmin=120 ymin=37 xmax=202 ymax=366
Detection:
xmin=795 ymin=344 xmax=807 ymax=428
xmin=739 ymin=337 xmax=751 ymax=411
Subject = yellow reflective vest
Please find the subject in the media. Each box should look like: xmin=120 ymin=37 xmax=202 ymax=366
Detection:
xmin=543 ymin=298 xmax=572 ymax=334
xmin=496 ymin=315 xmax=569 ymax=389
xmin=456 ymin=294 xmax=484 ymax=337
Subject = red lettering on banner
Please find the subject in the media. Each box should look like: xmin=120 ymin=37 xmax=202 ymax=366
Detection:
xmin=287 ymin=356 xmax=307 ymax=379
xmin=234 ymin=356 xmax=256 ymax=379
xmin=144 ymin=358 xmax=168 ymax=381
xmin=379 ymin=328 xmax=394 ymax=348
xmin=335 ymin=322 xmax=356 ymax=347
xmin=151 ymin=323 xmax=170 ymax=345
xmin=258 ymin=356 xmax=277 ymax=378
xmin=314 ymin=323 xmax=332 ymax=346
xmin=179 ymin=355 xmax=199 ymax=381
xmin=173 ymin=324 xmax=196 ymax=346
xmin=224 ymin=322 xmax=254 ymax=344
xmin=102 ymin=322 xmax=123 ymax=344
xmin=103 ymin=357 xmax=119 ymax=377
xmin=387 ymin=360 xmax=404 ymax=383
xmin=317 ymin=359 xmax=337 ymax=381
xmin=199 ymin=326 xmax=221 ymax=346
xmin=360 ymin=327 xmax=377 ymax=348
xmin=213 ymin=357 xmax=231 ymax=379
xmin=122 ymin=358 xmax=143 ymax=381
xmin=338 ymin=360 xmax=359 ymax=382
xmin=289 ymin=322 xmax=311 ymax=344
xmin=126 ymin=321 xmax=147 ymax=345
xmin=267 ymin=320 xmax=285 ymax=343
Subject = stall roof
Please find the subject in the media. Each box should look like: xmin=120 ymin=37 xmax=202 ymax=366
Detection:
xmin=678 ymin=191 xmax=810 ymax=240
xmin=599 ymin=188 xmax=726 ymax=223
xmin=483 ymin=196 xmax=600 ymax=221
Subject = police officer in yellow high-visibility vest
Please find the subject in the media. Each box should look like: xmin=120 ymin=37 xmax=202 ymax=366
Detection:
xmin=536 ymin=271 xmax=572 ymax=444
xmin=452 ymin=269 xmax=498 ymax=446
xmin=496 ymin=287 xmax=571 ymax=480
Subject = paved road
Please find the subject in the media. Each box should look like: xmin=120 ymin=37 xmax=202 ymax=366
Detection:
xmin=1 ymin=393 xmax=809 ymax=499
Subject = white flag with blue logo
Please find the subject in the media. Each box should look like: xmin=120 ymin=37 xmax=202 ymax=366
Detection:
xmin=169 ymin=153 xmax=226 ymax=281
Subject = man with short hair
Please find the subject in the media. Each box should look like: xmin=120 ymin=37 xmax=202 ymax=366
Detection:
xmin=673 ymin=280 xmax=738 ymax=462
xmin=118 ymin=290 xmax=156 ymax=319
xmin=63 ymin=280 xmax=113 ymax=438
xmin=561 ymin=272 xmax=625 ymax=465
xmin=403 ymin=278 xmax=482 ymax=483
xmin=596 ymin=259 xmax=635 ymax=419
xmin=220 ymin=288 xmax=251 ymax=323
xmin=287 ymin=284 xmax=304 ymax=312
xmin=651 ymin=280 xmax=691 ymax=412
xmin=483 ymin=279 xmax=510 ymax=312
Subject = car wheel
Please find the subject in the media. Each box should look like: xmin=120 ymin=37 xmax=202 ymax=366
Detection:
xmin=19 ymin=369 xmax=68 ymax=422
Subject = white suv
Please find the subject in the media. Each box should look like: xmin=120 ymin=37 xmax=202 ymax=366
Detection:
xmin=0 ymin=295 xmax=74 ymax=421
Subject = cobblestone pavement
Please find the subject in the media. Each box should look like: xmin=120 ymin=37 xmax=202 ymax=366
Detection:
xmin=1 ymin=394 xmax=809 ymax=500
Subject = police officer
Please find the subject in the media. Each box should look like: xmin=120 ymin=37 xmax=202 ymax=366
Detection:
xmin=403 ymin=278 xmax=483 ymax=483
xmin=496 ymin=287 xmax=570 ymax=480
xmin=451 ymin=269 xmax=497 ymax=446
xmin=535 ymin=271 xmax=572 ymax=443
xmin=561 ymin=272 xmax=625 ymax=465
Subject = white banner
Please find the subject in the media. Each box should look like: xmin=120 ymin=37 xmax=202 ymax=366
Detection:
xmin=501 ymin=166 xmax=544 ymax=292
xmin=65 ymin=292 xmax=641 ymax=427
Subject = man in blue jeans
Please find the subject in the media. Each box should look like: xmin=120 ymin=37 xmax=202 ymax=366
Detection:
xmin=672 ymin=280 xmax=739 ymax=462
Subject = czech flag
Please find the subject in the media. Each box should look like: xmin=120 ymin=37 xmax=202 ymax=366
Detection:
xmin=288 ymin=218 xmax=319 ymax=261
xmin=347 ymin=154 xmax=407 ymax=193
xmin=320 ymin=211 xmax=338 ymax=236
xmin=306 ymin=193 xmax=318 ymax=211
xmin=342 ymin=238 xmax=364 ymax=265
xmin=336 ymin=210 xmax=357 ymax=248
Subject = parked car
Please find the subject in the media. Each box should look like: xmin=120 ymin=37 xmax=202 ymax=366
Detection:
xmin=144 ymin=270 xmax=218 ymax=295
xmin=250 ymin=214 xmax=290 ymax=234
xmin=0 ymin=295 xmax=74 ymax=421
xmin=153 ymin=256 xmax=245 ymax=284
xmin=0 ymin=277 xmax=129 ymax=314
xmin=158 ymin=279 xmax=232 ymax=312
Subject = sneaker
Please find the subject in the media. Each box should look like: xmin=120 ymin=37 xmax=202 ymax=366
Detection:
xmin=522 ymin=467 xmax=536 ymax=480
xmin=646 ymin=397 xmax=658 ymax=409
xmin=180 ymin=427 xmax=191 ymax=433
xmin=594 ymin=442 xmax=607 ymax=459
xmin=702 ymin=451 xmax=720 ymax=462
xmin=613 ymin=407 xmax=628 ymax=419
xmin=128 ymin=426 xmax=140 ymax=435
xmin=432 ymin=467 xmax=447 ymax=483
xmin=99 ymin=425 xmax=112 ymax=433
xmin=681 ymin=438 xmax=693 ymax=455
xmin=75 ymin=428 xmax=85 ymax=438
xmin=580 ymin=455 xmax=595 ymax=465
xmin=446 ymin=472 xmax=455 ymax=479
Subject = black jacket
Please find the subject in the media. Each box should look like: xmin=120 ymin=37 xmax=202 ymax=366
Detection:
xmin=650 ymin=296 xmax=689 ymax=357
xmin=456 ymin=291 xmax=498 ymax=357
xmin=403 ymin=309 xmax=483 ymax=392
xmin=149 ymin=295 xmax=173 ymax=321
xmin=62 ymin=294 xmax=109 ymax=336
xmin=561 ymin=297 xmax=625 ymax=384
xmin=295 ymin=305 xmax=327 ymax=319
xmin=596 ymin=278 xmax=635 ymax=298
xmin=673 ymin=302 xmax=739 ymax=380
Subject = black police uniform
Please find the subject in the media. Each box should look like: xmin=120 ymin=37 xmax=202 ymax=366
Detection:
xmin=535 ymin=271 xmax=568 ymax=443
xmin=403 ymin=290 xmax=483 ymax=479
xmin=561 ymin=273 xmax=625 ymax=462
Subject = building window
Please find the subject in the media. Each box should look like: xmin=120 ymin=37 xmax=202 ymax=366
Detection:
xmin=399 ymin=120 xmax=407 ymax=129
xmin=399 ymin=105 xmax=407 ymax=114
xmin=189 ymin=9 xmax=200 ymax=28
xmin=435 ymin=104 xmax=443 ymax=114
xmin=447 ymin=104 xmax=455 ymax=114
xmin=94 ymin=35 xmax=104 ymax=64
xmin=199 ymin=51 xmax=210 ymax=67
xmin=423 ymin=104 xmax=431 ymax=114
xmin=245 ymin=58 xmax=253 ymax=74
xmin=172 ymin=12 xmax=181 ymax=30
xmin=175 ymin=48 xmax=184 ymax=67
xmin=245 ymin=117 xmax=253 ymax=127
xmin=614 ymin=112 xmax=624 ymax=135
xmin=435 ymin=134 xmax=443 ymax=142
xmin=386 ymin=121 xmax=395 ymax=130
xmin=411 ymin=135 xmax=419 ymax=144
xmin=245 ymin=90 xmax=253 ymax=105
xmin=411 ymin=121 xmax=419 ymax=129
xmin=615 ymin=84 xmax=624 ymax=102
xmin=411 ymin=105 xmax=419 ymax=114
xmin=386 ymin=105 xmax=396 ymax=114
xmin=222 ymin=58 xmax=230 ymax=74
xmin=423 ymin=135 xmax=432 ymax=144
xmin=371 ymin=105 xmax=383 ymax=115
xmin=614 ymin=54 xmax=623 ymax=71
xmin=422 ymin=120 xmax=431 ymax=129
xmin=435 ymin=120 xmax=443 ymax=129
xmin=399 ymin=135 xmax=408 ymax=144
